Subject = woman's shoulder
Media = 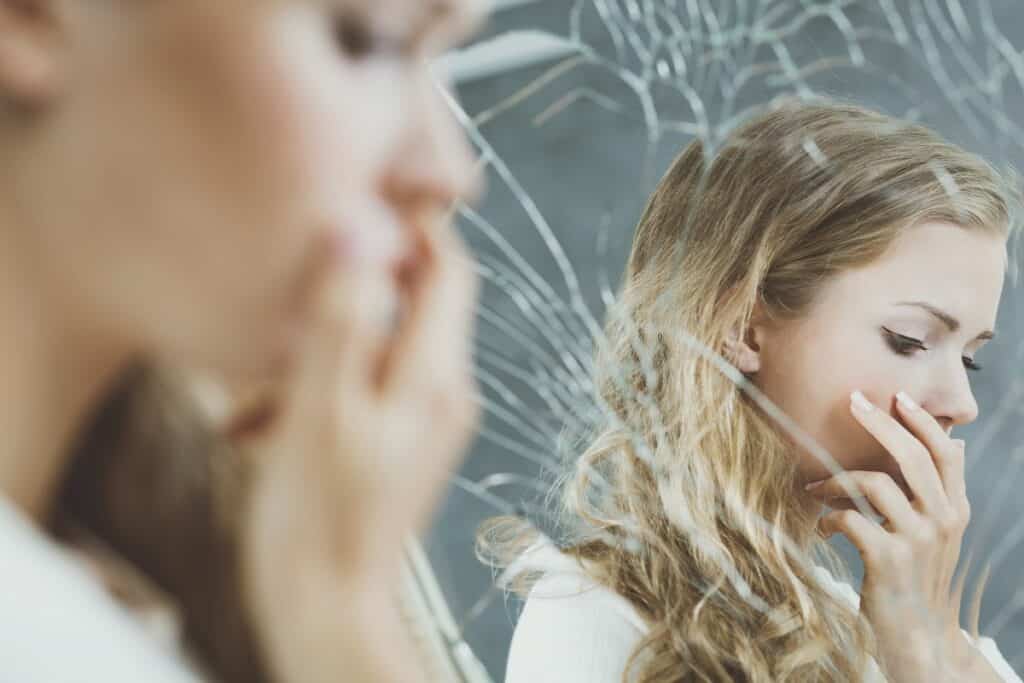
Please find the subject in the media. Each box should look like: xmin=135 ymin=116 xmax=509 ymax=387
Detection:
xmin=504 ymin=541 xmax=648 ymax=683
xmin=0 ymin=496 xmax=206 ymax=683
xmin=504 ymin=547 xmax=1023 ymax=683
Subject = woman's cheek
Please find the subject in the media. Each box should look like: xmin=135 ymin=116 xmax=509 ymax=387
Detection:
xmin=261 ymin=10 xmax=409 ymax=195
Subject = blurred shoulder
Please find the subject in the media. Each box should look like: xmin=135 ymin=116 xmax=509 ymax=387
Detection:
xmin=0 ymin=496 xmax=205 ymax=683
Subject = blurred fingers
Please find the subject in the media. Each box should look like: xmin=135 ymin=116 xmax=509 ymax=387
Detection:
xmin=281 ymin=232 xmax=393 ymax=435
xmin=380 ymin=209 xmax=478 ymax=405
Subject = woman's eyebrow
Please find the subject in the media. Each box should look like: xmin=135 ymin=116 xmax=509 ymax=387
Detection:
xmin=894 ymin=301 xmax=996 ymax=340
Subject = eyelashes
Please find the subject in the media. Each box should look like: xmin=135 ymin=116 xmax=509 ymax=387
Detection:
xmin=334 ymin=17 xmax=374 ymax=58
xmin=881 ymin=327 xmax=982 ymax=372
xmin=882 ymin=327 xmax=927 ymax=355
xmin=333 ymin=15 xmax=408 ymax=60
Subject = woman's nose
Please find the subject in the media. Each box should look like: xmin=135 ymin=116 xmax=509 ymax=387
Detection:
xmin=922 ymin=359 xmax=980 ymax=430
xmin=380 ymin=69 xmax=480 ymax=210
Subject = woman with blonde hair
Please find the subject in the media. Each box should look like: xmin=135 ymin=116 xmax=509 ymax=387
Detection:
xmin=0 ymin=0 xmax=484 ymax=681
xmin=494 ymin=100 xmax=1023 ymax=682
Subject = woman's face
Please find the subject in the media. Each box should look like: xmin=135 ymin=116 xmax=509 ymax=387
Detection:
xmin=8 ymin=0 xmax=481 ymax=379
xmin=752 ymin=222 xmax=1007 ymax=490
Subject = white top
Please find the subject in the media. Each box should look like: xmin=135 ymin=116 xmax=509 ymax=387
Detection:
xmin=505 ymin=541 xmax=1023 ymax=683
xmin=0 ymin=495 xmax=207 ymax=683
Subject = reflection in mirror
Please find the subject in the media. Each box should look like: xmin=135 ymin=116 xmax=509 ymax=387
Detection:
xmin=428 ymin=2 xmax=1024 ymax=681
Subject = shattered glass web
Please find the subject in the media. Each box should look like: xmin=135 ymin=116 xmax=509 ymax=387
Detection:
xmin=427 ymin=1 xmax=1024 ymax=679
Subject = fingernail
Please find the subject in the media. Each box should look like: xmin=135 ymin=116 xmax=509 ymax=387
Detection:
xmin=952 ymin=438 xmax=966 ymax=450
xmin=850 ymin=390 xmax=874 ymax=412
xmin=896 ymin=391 xmax=918 ymax=412
xmin=805 ymin=480 xmax=827 ymax=491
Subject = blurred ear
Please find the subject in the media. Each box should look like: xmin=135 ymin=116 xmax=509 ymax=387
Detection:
xmin=0 ymin=0 xmax=63 ymax=107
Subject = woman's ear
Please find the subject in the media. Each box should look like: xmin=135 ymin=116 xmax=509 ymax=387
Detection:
xmin=0 ymin=0 xmax=64 ymax=108
xmin=723 ymin=303 xmax=771 ymax=375
xmin=723 ymin=324 xmax=761 ymax=374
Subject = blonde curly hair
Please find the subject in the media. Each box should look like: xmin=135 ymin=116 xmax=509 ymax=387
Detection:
xmin=481 ymin=99 xmax=1016 ymax=682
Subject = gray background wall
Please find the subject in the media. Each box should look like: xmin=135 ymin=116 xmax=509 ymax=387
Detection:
xmin=427 ymin=2 xmax=1024 ymax=679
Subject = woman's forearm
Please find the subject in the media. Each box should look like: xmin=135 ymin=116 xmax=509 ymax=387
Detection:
xmin=260 ymin=571 xmax=419 ymax=683
xmin=960 ymin=643 xmax=1012 ymax=683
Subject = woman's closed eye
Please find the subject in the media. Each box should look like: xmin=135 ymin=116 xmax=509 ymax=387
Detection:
xmin=333 ymin=15 xmax=408 ymax=60
xmin=881 ymin=327 xmax=982 ymax=372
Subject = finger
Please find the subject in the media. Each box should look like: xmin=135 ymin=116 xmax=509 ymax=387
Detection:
xmin=818 ymin=509 xmax=886 ymax=556
xmin=202 ymin=374 xmax=284 ymax=444
xmin=948 ymin=439 xmax=968 ymax=501
xmin=950 ymin=546 xmax=974 ymax=632
xmin=380 ymin=209 xmax=477 ymax=397
xmin=225 ymin=397 xmax=280 ymax=445
xmin=282 ymin=232 xmax=393 ymax=430
xmin=894 ymin=391 xmax=967 ymax=501
xmin=807 ymin=471 xmax=917 ymax=532
xmin=850 ymin=390 xmax=947 ymax=514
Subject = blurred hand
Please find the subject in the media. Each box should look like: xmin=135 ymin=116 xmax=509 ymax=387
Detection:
xmin=236 ymin=212 xmax=479 ymax=682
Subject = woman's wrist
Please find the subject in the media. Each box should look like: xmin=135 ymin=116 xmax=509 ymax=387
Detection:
xmin=256 ymin=568 xmax=416 ymax=683
xmin=947 ymin=641 xmax=1005 ymax=683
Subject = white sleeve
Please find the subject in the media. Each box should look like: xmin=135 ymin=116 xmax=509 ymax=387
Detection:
xmin=969 ymin=633 xmax=1023 ymax=683
xmin=0 ymin=497 xmax=205 ymax=683
xmin=505 ymin=575 xmax=647 ymax=683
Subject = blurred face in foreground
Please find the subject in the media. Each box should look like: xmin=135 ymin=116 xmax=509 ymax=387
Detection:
xmin=0 ymin=0 xmax=483 ymax=381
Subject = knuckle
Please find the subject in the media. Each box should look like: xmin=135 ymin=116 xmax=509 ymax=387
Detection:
xmin=862 ymin=541 xmax=886 ymax=568
xmin=837 ymin=510 xmax=859 ymax=528
xmin=913 ymin=522 xmax=937 ymax=546
xmin=891 ymin=539 xmax=914 ymax=565
xmin=865 ymin=471 xmax=892 ymax=493
xmin=911 ymin=442 xmax=931 ymax=463
xmin=430 ymin=382 xmax=477 ymax=435
xmin=309 ymin=422 xmax=343 ymax=455
xmin=824 ymin=511 xmax=847 ymax=534
xmin=936 ymin=512 xmax=959 ymax=536
xmin=940 ymin=444 xmax=964 ymax=469
xmin=960 ymin=500 xmax=972 ymax=525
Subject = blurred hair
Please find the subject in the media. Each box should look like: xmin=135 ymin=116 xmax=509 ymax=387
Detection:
xmin=481 ymin=99 xmax=1017 ymax=682
xmin=60 ymin=365 xmax=270 ymax=683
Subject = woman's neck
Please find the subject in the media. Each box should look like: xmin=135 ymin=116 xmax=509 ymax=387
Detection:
xmin=0 ymin=224 xmax=129 ymax=525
